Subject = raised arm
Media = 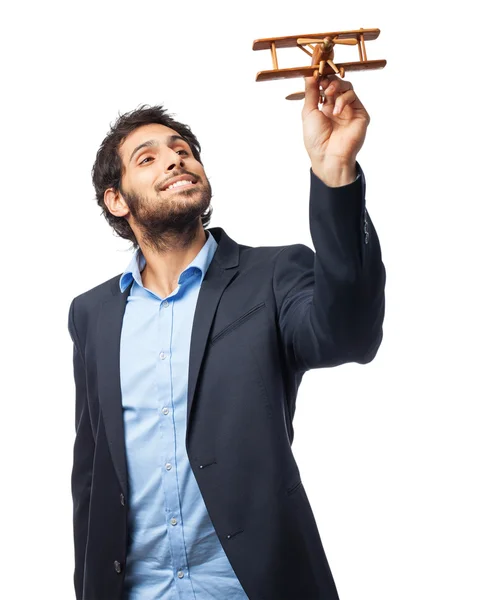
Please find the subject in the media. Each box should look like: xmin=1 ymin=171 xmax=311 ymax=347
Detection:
xmin=274 ymin=163 xmax=385 ymax=372
xmin=273 ymin=74 xmax=385 ymax=372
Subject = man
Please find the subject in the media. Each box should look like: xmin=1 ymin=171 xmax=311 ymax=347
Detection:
xmin=68 ymin=74 xmax=385 ymax=600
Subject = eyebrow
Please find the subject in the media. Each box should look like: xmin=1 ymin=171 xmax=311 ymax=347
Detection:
xmin=129 ymin=135 xmax=187 ymax=164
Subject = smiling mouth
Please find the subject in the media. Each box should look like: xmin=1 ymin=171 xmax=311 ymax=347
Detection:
xmin=167 ymin=181 xmax=195 ymax=191
xmin=162 ymin=178 xmax=198 ymax=192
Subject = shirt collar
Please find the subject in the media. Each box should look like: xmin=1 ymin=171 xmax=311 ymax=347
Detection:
xmin=119 ymin=230 xmax=218 ymax=293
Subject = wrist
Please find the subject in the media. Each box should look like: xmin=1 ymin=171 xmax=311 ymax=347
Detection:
xmin=311 ymin=159 xmax=357 ymax=188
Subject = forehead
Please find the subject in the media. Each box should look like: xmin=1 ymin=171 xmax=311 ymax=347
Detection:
xmin=119 ymin=123 xmax=183 ymax=161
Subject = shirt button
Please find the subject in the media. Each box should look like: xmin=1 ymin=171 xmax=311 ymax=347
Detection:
xmin=163 ymin=300 xmax=169 ymax=308
xmin=162 ymin=407 xmax=169 ymax=415
xmin=177 ymin=570 xmax=184 ymax=579
xmin=165 ymin=463 xmax=172 ymax=471
xmin=114 ymin=561 xmax=122 ymax=574
xmin=159 ymin=352 xmax=167 ymax=360
xmin=170 ymin=518 xmax=178 ymax=526
xmin=120 ymin=493 xmax=125 ymax=506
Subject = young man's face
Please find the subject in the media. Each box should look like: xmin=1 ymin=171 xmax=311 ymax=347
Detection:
xmin=114 ymin=123 xmax=212 ymax=245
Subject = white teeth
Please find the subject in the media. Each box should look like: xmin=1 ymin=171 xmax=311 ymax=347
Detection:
xmin=167 ymin=180 xmax=193 ymax=190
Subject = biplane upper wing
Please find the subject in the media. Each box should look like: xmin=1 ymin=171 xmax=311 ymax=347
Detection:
xmin=252 ymin=28 xmax=380 ymax=51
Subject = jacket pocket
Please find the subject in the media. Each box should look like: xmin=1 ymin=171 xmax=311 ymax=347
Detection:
xmin=286 ymin=481 xmax=303 ymax=496
xmin=210 ymin=302 xmax=266 ymax=345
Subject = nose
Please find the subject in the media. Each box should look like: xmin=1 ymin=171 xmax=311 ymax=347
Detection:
xmin=166 ymin=149 xmax=185 ymax=172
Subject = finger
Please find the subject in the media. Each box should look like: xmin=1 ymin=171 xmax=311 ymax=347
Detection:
xmin=332 ymin=89 xmax=366 ymax=116
xmin=319 ymin=75 xmax=354 ymax=96
xmin=302 ymin=76 xmax=321 ymax=113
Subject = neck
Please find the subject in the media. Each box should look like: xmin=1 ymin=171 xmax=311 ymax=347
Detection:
xmin=139 ymin=222 xmax=207 ymax=298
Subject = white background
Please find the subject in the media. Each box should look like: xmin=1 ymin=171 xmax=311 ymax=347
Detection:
xmin=1 ymin=1 xmax=478 ymax=598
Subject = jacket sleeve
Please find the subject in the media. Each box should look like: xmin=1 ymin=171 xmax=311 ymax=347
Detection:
xmin=273 ymin=163 xmax=386 ymax=373
xmin=68 ymin=298 xmax=95 ymax=600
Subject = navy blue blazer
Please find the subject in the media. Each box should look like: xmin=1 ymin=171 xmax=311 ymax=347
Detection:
xmin=68 ymin=165 xmax=385 ymax=600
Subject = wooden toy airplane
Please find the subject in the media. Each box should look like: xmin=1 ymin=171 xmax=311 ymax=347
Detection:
xmin=253 ymin=28 xmax=386 ymax=100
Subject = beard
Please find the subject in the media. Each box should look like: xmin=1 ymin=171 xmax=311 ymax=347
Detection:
xmin=120 ymin=171 xmax=212 ymax=253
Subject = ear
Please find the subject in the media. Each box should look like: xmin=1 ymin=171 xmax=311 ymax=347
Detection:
xmin=104 ymin=188 xmax=129 ymax=218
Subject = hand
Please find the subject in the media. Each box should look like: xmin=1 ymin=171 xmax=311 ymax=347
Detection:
xmin=302 ymin=75 xmax=370 ymax=186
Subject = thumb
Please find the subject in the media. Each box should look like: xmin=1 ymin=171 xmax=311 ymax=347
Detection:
xmin=302 ymin=76 xmax=321 ymax=115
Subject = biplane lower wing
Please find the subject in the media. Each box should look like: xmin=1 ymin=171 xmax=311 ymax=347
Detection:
xmin=256 ymin=59 xmax=387 ymax=82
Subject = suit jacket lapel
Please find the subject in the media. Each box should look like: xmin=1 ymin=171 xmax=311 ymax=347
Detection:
xmin=187 ymin=227 xmax=240 ymax=429
xmin=187 ymin=261 xmax=238 ymax=429
xmin=96 ymin=278 xmax=131 ymax=496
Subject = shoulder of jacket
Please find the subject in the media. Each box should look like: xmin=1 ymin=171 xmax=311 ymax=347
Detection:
xmin=239 ymin=242 xmax=312 ymax=260
xmin=74 ymin=274 xmax=121 ymax=302
xmin=69 ymin=274 xmax=122 ymax=327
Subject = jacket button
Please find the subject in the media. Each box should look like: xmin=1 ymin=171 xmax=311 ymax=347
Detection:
xmin=114 ymin=560 xmax=122 ymax=574
xmin=364 ymin=217 xmax=370 ymax=244
xmin=120 ymin=493 xmax=125 ymax=506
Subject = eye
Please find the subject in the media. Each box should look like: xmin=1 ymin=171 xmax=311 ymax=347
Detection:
xmin=177 ymin=149 xmax=188 ymax=156
xmin=139 ymin=156 xmax=154 ymax=165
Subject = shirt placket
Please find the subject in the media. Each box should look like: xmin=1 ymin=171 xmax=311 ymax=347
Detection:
xmin=157 ymin=296 xmax=195 ymax=597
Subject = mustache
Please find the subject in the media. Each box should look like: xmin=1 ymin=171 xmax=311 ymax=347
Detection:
xmin=155 ymin=169 xmax=200 ymax=193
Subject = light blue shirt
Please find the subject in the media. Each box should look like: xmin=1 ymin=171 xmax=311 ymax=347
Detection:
xmin=118 ymin=231 xmax=248 ymax=600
